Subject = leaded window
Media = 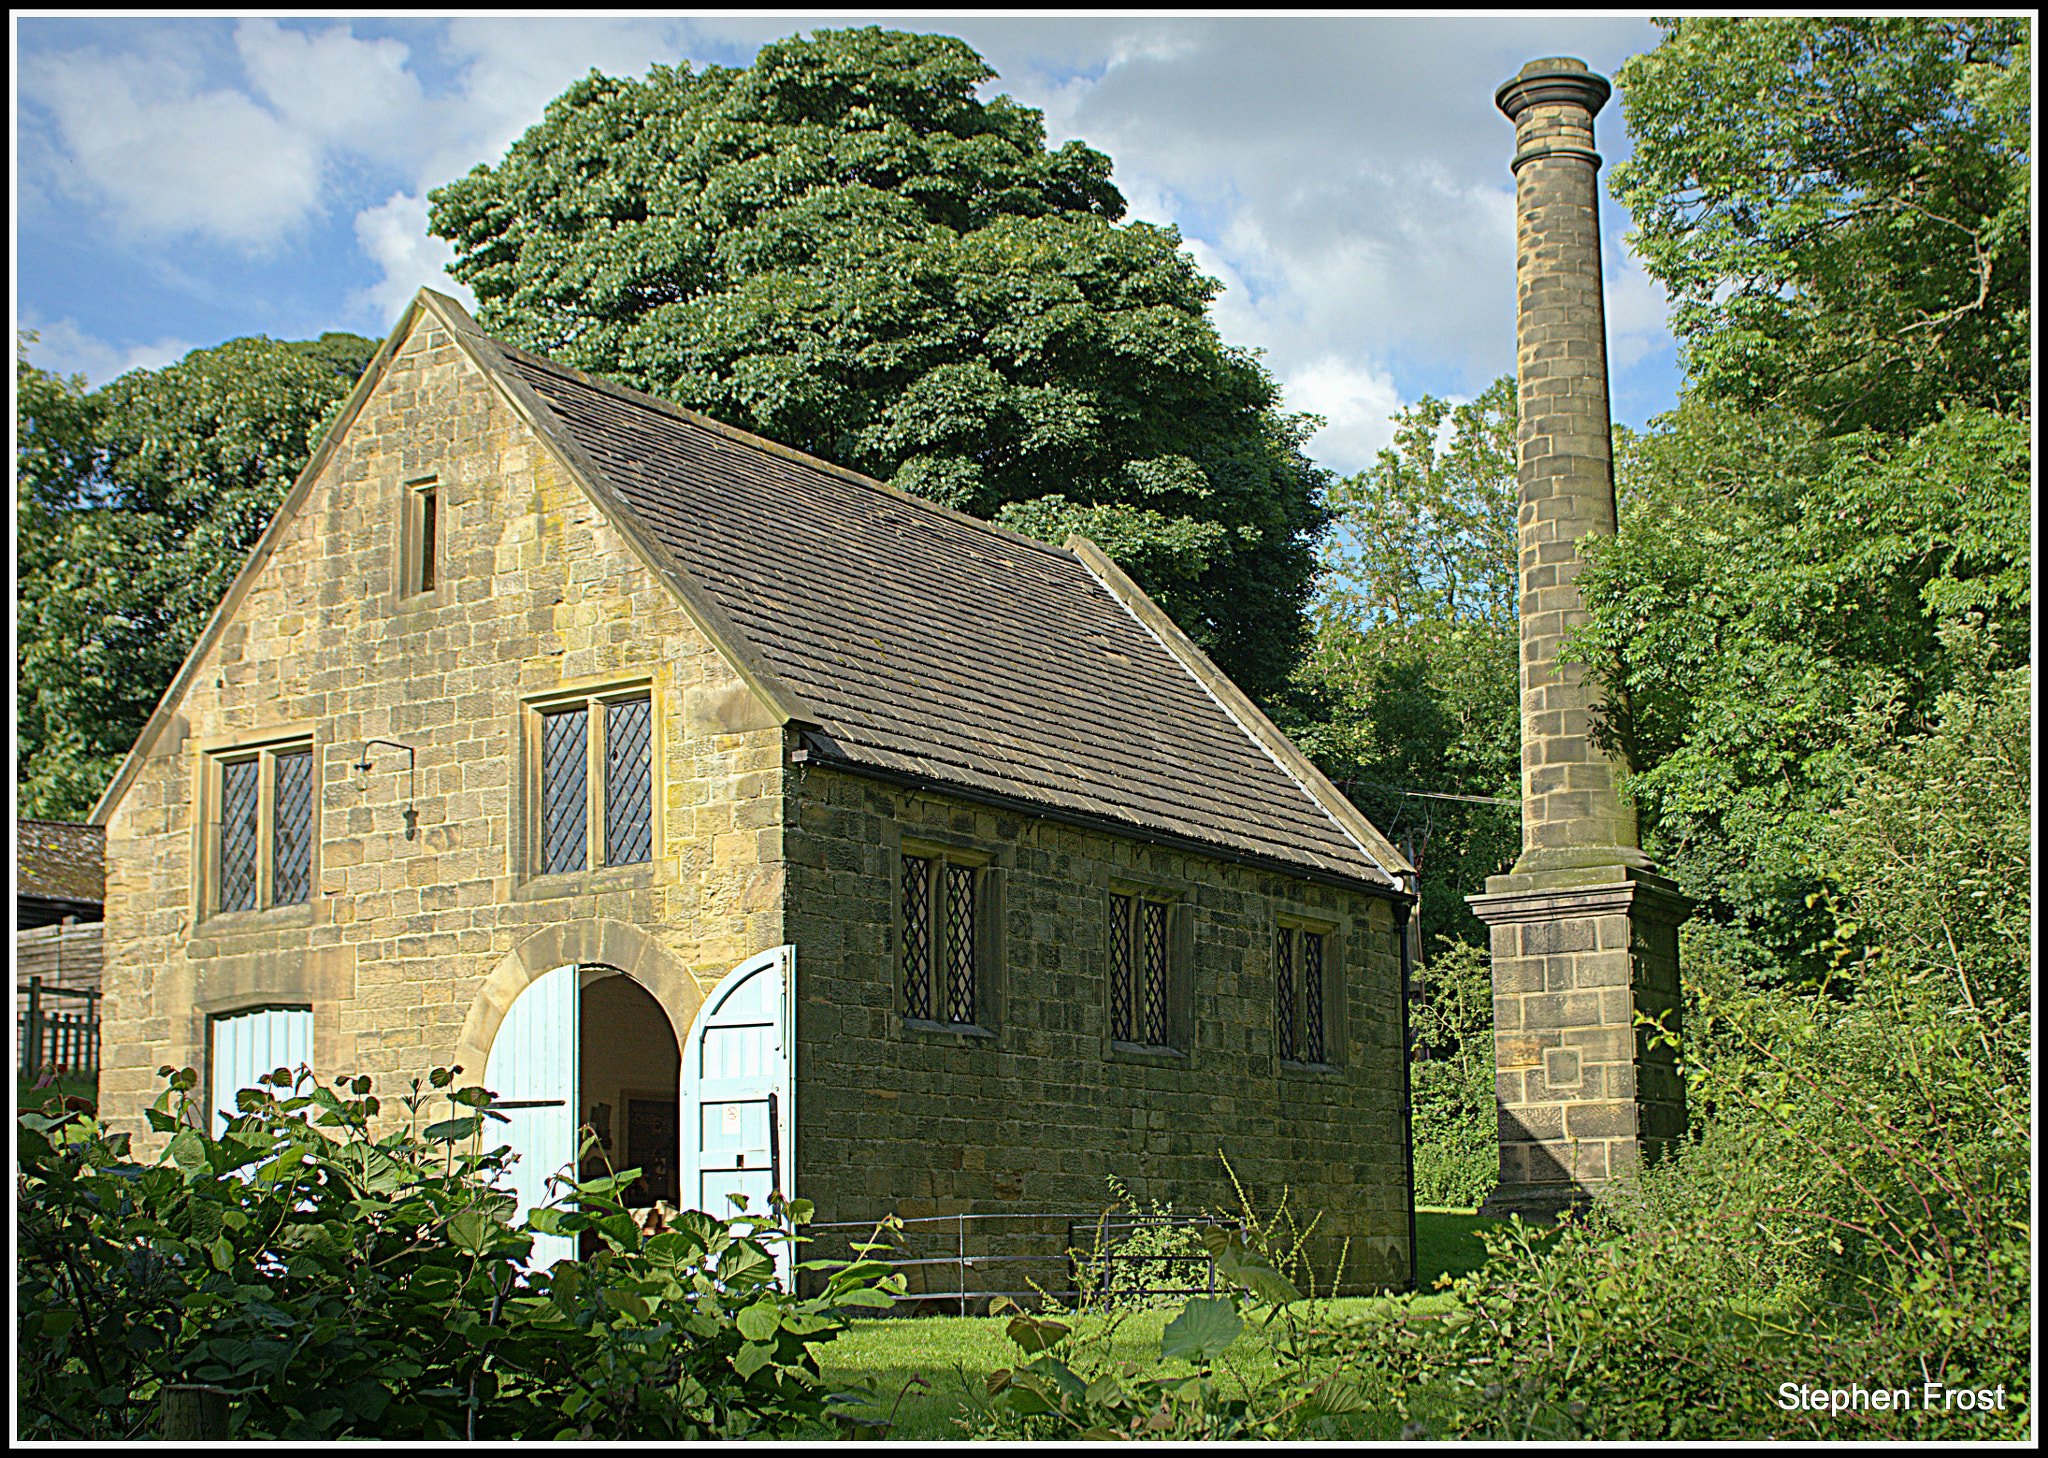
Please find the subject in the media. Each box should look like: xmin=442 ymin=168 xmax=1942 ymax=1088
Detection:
xmin=220 ymin=758 xmax=261 ymax=912
xmin=533 ymin=690 xmax=654 ymax=878
xmin=604 ymin=695 xmax=653 ymax=866
xmin=214 ymin=742 xmax=316 ymax=915
xmin=901 ymin=850 xmax=994 ymax=1030
xmin=271 ymin=749 xmax=314 ymax=905
xmin=1110 ymin=894 xmax=1174 ymax=1047
xmin=1300 ymin=931 xmax=1326 ymax=1064
xmin=945 ymin=863 xmax=976 ymax=1025
xmin=1275 ymin=927 xmax=1297 ymax=1061
xmin=1277 ymin=924 xmax=1335 ymax=1066
xmin=902 ymin=856 xmax=935 ymax=1019
xmin=540 ymin=706 xmax=589 ymax=875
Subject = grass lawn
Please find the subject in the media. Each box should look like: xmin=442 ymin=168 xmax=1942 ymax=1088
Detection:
xmin=16 ymin=1070 xmax=97 ymax=1113
xmin=1414 ymin=1205 xmax=1510 ymax=1288
xmin=820 ymin=1207 xmax=1510 ymax=1440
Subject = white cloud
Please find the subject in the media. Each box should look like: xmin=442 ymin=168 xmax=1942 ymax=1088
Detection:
xmin=18 ymin=315 xmax=195 ymax=388
xmin=21 ymin=47 xmax=322 ymax=250
xmin=233 ymin=18 xmax=429 ymax=161
xmin=975 ymin=15 xmax=1668 ymax=428
xmin=1604 ymin=242 xmax=1674 ymax=374
xmin=348 ymin=193 xmax=474 ymax=335
xmin=1279 ymin=356 xmax=1407 ymax=479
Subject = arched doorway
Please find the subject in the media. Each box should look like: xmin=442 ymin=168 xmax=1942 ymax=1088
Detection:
xmin=579 ymin=969 xmax=681 ymax=1211
xmin=461 ymin=929 xmax=793 ymax=1275
xmin=479 ymin=961 xmax=682 ymax=1269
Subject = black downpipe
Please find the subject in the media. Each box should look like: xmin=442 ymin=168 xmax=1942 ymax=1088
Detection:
xmin=1397 ymin=885 xmax=1419 ymax=1293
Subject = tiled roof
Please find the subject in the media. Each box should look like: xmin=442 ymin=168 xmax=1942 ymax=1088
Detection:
xmin=17 ymin=820 xmax=106 ymax=905
xmin=488 ymin=342 xmax=1394 ymax=889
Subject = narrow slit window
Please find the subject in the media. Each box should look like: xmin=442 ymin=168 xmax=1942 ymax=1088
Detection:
xmin=418 ymin=485 xmax=438 ymax=591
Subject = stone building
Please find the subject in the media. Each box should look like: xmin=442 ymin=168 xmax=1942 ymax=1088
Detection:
xmin=90 ymin=288 xmax=1419 ymax=1293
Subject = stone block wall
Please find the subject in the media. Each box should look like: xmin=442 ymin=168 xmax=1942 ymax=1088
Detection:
xmin=96 ymin=305 xmax=786 ymax=1155
xmin=784 ymin=766 xmax=1412 ymax=1296
xmin=1473 ymin=876 xmax=1686 ymax=1208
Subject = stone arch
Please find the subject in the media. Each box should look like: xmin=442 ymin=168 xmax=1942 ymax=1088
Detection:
xmin=454 ymin=919 xmax=704 ymax=1080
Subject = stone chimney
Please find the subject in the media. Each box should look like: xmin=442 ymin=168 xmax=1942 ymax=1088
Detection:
xmin=1467 ymin=58 xmax=1689 ymax=1218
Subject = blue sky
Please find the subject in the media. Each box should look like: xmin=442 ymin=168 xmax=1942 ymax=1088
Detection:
xmin=14 ymin=13 xmax=1677 ymax=478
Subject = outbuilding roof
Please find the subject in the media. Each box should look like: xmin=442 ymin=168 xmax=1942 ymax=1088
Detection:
xmin=91 ymin=290 xmax=1409 ymax=894
xmin=470 ymin=314 xmax=1402 ymax=891
xmin=17 ymin=819 xmax=106 ymax=913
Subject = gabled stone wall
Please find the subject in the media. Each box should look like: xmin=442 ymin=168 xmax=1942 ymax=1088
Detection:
xmin=96 ymin=305 xmax=786 ymax=1154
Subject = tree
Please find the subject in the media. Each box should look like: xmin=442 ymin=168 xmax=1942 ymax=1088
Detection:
xmin=1295 ymin=377 xmax=1520 ymax=954
xmin=1568 ymin=18 xmax=2032 ymax=984
xmin=1570 ymin=397 xmax=2028 ymax=985
xmin=1611 ymin=16 xmax=2030 ymax=435
xmin=16 ymin=333 xmax=375 ymax=818
xmin=427 ymin=27 xmax=1329 ymax=703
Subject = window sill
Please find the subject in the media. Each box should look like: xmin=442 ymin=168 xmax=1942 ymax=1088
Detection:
xmin=1107 ymin=1040 xmax=1190 ymax=1068
xmin=513 ymin=862 xmax=655 ymax=902
xmin=199 ymin=902 xmax=317 ymax=933
xmin=901 ymin=1017 xmax=998 ymax=1045
xmin=1277 ymin=1058 xmax=1346 ymax=1081
xmin=392 ymin=584 xmax=451 ymax=613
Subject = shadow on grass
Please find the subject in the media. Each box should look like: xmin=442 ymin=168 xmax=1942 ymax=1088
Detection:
xmin=1414 ymin=1206 xmax=1512 ymax=1289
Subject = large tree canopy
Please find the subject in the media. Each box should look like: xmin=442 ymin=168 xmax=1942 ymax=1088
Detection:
xmin=1611 ymin=16 xmax=2030 ymax=434
xmin=1571 ymin=398 xmax=2028 ymax=984
xmin=16 ymin=333 xmax=375 ymax=817
xmin=427 ymin=27 xmax=1329 ymax=702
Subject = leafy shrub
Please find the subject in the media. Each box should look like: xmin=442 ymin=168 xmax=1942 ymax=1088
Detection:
xmin=975 ymin=1223 xmax=1381 ymax=1439
xmin=1070 ymin=1175 xmax=1218 ymax=1308
xmin=1408 ymin=938 xmax=1497 ymax=1207
xmin=16 ymin=1064 xmax=900 ymax=1440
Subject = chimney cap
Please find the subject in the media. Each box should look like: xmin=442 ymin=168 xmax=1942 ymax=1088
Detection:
xmin=1496 ymin=59 xmax=1612 ymax=121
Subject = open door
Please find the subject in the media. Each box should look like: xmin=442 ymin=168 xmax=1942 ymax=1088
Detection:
xmin=682 ymin=945 xmax=795 ymax=1283
xmin=483 ymin=962 xmax=579 ymax=1271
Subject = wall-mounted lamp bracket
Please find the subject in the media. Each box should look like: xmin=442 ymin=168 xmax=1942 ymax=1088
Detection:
xmin=354 ymin=739 xmax=419 ymax=839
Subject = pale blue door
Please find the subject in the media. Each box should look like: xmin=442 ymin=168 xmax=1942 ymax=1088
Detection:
xmin=210 ymin=1006 xmax=314 ymax=1137
xmin=682 ymin=946 xmax=795 ymax=1283
xmin=484 ymin=962 xmax=579 ymax=1271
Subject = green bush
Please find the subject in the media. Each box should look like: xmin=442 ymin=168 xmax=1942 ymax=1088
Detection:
xmin=16 ymin=1064 xmax=901 ymax=1439
xmin=974 ymin=1222 xmax=1370 ymax=1439
xmin=1308 ymin=654 xmax=2031 ymax=1440
xmin=1408 ymin=938 xmax=1497 ymax=1207
xmin=1070 ymin=1175 xmax=1217 ymax=1309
